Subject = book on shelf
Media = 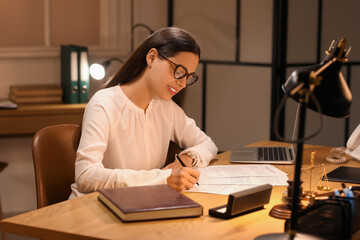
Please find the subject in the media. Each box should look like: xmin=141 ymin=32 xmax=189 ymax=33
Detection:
xmin=9 ymin=94 xmax=62 ymax=104
xmin=98 ymin=185 xmax=203 ymax=222
xmin=10 ymin=84 xmax=63 ymax=97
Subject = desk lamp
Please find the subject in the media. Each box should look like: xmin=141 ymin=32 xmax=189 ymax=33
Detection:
xmin=89 ymin=58 xmax=124 ymax=80
xmin=256 ymin=37 xmax=352 ymax=240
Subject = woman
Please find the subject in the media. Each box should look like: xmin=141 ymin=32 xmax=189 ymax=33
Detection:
xmin=70 ymin=27 xmax=218 ymax=198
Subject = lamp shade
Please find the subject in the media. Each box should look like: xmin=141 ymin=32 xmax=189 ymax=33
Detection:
xmin=282 ymin=38 xmax=352 ymax=118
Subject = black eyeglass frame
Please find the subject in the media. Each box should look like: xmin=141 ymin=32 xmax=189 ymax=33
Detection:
xmin=157 ymin=52 xmax=199 ymax=86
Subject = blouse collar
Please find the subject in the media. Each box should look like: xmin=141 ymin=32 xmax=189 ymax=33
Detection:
xmin=117 ymin=85 xmax=159 ymax=115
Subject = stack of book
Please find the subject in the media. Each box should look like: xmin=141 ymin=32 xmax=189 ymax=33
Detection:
xmin=9 ymin=84 xmax=63 ymax=104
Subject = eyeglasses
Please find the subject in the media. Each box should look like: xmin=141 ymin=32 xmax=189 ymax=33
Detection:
xmin=158 ymin=52 xmax=199 ymax=86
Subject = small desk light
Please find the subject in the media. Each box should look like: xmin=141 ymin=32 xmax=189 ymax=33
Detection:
xmin=89 ymin=58 xmax=123 ymax=80
xmin=256 ymin=38 xmax=352 ymax=240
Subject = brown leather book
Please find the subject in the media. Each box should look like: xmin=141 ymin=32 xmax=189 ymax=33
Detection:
xmin=9 ymin=94 xmax=62 ymax=104
xmin=98 ymin=185 xmax=203 ymax=222
xmin=10 ymin=84 xmax=63 ymax=97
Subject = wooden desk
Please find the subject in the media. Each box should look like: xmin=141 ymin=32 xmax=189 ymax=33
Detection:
xmin=0 ymin=103 xmax=85 ymax=136
xmin=1 ymin=141 xmax=360 ymax=240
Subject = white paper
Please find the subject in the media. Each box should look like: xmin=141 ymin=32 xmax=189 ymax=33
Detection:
xmin=185 ymin=184 xmax=256 ymax=195
xmin=186 ymin=164 xmax=289 ymax=195
xmin=199 ymin=175 xmax=289 ymax=186
xmin=196 ymin=164 xmax=287 ymax=178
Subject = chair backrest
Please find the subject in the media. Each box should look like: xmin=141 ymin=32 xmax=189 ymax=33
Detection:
xmin=32 ymin=124 xmax=81 ymax=208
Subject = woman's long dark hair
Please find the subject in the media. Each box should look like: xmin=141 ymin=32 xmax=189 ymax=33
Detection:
xmin=105 ymin=27 xmax=201 ymax=107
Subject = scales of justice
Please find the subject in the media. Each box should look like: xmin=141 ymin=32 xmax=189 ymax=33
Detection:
xmin=303 ymin=151 xmax=332 ymax=196
xmin=270 ymin=151 xmax=332 ymax=219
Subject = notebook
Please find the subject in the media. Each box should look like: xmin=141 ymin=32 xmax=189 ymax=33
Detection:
xmin=98 ymin=185 xmax=203 ymax=222
xmin=229 ymin=146 xmax=295 ymax=164
xmin=325 ymin=166 xmax=360 ymax=184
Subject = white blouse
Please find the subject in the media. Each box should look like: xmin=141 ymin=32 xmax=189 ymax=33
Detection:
xmin=70 ymin=85 xmax=218 ymax=198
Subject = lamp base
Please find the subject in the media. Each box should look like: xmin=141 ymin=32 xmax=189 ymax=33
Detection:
xmin=269 ymin=180 xmax=305 ymax=220
xmin=255 ymin=233 xmax=325 ymax=240
xmin=269 ymin=203 xmax=306 ymax=220
xmin=269 ymin=204 xmax=291 ymax=219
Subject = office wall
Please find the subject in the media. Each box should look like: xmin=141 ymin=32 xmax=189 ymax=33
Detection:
xmin=1 ymin=0 xmax=360 ymax=218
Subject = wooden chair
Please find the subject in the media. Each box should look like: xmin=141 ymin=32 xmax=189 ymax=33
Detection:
xmin=31 ymin=124 xmax=182 ymax=209
xmin=0 ymin=162 xmax=8 ymax=240
xmin=32 ymin=124 xmax=81 ymax=209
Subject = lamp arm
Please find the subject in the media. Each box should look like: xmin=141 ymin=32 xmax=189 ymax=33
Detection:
xmin=273 ymin=92 xmax=323 ymax=144
xmin=101 ymin=58 xmax=124 ymax=69
xmin=132 ymin=23 xmax=154 ymax=34
xmin=106 ymin=58 xmax=124 ymax=64
xmin=308 ymin=58 xmax=337 ymax=92
xmin=313 ymin=57 xmax=336 ymax=77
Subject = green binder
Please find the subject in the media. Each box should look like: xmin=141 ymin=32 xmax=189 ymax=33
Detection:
xmin=61 ymin=45 xmax=79 ymax=103
xmin=78 ymin=46 xmax=90 ymax=103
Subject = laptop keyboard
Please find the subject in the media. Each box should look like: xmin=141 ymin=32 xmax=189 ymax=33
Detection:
xmin=258 ymin=147 xmax=294 ymax=161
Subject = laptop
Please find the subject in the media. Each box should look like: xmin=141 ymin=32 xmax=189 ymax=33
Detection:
xmin=229 ymin=146 xmax=295 ymax=164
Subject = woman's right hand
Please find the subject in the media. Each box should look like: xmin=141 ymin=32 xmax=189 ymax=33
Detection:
xmin=166 ymin=167 xmax=200 ymax=191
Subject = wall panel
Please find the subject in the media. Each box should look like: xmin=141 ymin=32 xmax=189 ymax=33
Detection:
xmin=240 ymin=0 xmax=273 ymax=63
xmin=183 ymin=63 xmax=203 ymax=129
xmin=206 ymin=65 xmax=271 ymax=151
xmin=0 ymin=0 xmax=44 ymax=46
xmin=287 ymin=0 xmax=318 ymax=63
xmin=322 ymin=0 xmax=360 ymax=61
xmin=132 ymin=0 xmax=168 ymax=48
xmin=174 ymin=0 xmax=236 ymax=61
xmin=50 ymin=0 xmax=100 ymax=46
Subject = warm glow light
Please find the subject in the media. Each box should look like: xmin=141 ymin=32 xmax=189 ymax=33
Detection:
xmin=89 ymin=63 xmax=105 ymax=80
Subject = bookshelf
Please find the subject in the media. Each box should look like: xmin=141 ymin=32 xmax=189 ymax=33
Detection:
xmin=0 ymin=103 xmax=85 ymax=136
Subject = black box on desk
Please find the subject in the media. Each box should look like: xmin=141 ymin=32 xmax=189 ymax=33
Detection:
xmin=209 ymin=184 xmax=273 ymax=219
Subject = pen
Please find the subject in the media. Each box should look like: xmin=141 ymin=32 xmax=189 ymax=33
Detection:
xmin=175 ymin=154 xmax=199 ymax=186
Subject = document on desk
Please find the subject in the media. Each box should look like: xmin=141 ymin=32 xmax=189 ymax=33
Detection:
xmin=186 ymin=165 xmax=288 ymax=195
xmin=197 ymin=164 xmax=287 ymax=178
xmin=199 ymin=175 xmax=289 ymax=186
xmin=186 ymin=184 xmax=256 ymax=195
xmin=197 ymin=165 xmax=288 ymax=186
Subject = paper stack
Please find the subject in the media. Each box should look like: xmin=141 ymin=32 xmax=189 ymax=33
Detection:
xmin=186 ymin=164 xmax=289 ymax=195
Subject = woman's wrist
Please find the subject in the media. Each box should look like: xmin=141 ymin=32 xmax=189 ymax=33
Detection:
xmin=180 ymin=151 xmax=198 ymax=167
